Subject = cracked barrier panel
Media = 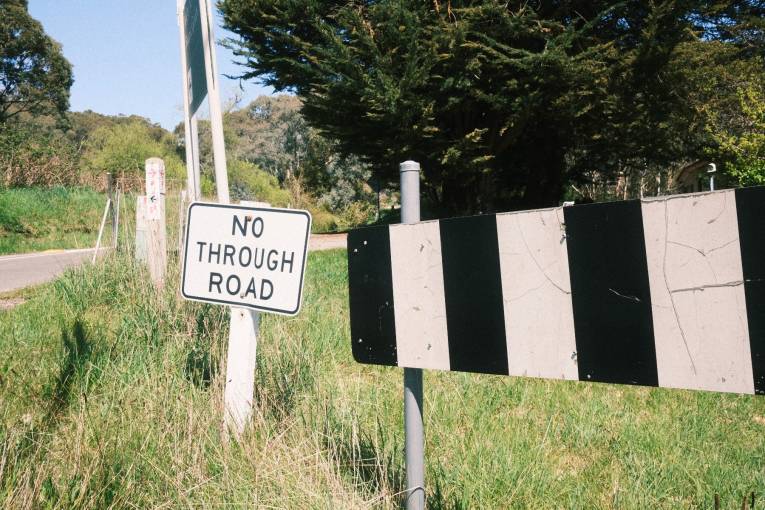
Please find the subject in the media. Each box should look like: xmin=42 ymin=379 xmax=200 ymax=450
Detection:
xmin=642 ymin=191 xmax=752 ymax=393
xmin=346 ymin=186 xmax=765 ymax=396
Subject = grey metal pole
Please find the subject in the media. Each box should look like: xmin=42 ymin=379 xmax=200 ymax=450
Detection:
xmin=400 ymin=160 xmax=425 ymax=510
xmin=177 ymin=3 xmax=199 ymax=202
xmin=199 ymin=0 xmax=230 ymax=204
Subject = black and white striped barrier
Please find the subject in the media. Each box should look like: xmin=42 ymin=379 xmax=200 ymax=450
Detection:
xmin=348 ymin=187 xmax=765 ymax=395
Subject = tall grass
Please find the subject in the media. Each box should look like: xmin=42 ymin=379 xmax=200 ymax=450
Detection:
xmin=0 ymin=187 xmax=107 ymax=255
xmin=1 ymin=247 xmax=764 ymax=508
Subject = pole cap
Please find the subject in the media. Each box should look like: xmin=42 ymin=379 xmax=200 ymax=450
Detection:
xmin=399 ymin=160 xmax=421 ymax=173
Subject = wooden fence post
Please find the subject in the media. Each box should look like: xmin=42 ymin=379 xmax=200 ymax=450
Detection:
xmin=135 ymin=196 xmax=148 ymax=263
xmin=147 ymin=196 xmax=167 ymax=287
xmin=145 ymin=158 xmax=167 ymax=287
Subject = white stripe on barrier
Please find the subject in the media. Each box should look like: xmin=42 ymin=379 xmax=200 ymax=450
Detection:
xmin=643 ymin=191 xmax=754 ymax=394
xmin=497 ymin=208 xmax=578 ymax=380
xmin=390 ymin=221 xmax=451 ymax=370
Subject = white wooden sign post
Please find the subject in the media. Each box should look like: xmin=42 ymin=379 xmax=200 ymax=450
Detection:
xmin=177 ymin=0 xmax=306 ymax=436
xmin=134 ymin=159 xmax=167 ymax=285
xmin=145 ymin=157 xmax=166 ymax=221
xmin=135 ymin=197 xmax=148 ymax=262
xmin=181 ymin=202 xmax=311 ymax=430
xmin=145 ymin=158 xmax=167 ymax=286
xmin=227 ymin=199 xmax=267 ymax=433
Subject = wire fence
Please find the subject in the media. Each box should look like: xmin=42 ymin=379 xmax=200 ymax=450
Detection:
xmin=107 ymin=174 xmax=187 ymax=194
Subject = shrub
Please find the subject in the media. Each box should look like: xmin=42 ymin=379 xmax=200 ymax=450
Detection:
xmin=309 ymin=207 xmax=338 ymax=233
xmin=337 ymin=201 xmax=373 ymax=230
xmin=228 ymin=159 xmax=290 ymax=206
xmin=0 ymin=124 xmax=79 ymax=187
xmin=81 ymin=121 xmax=184 ymax=187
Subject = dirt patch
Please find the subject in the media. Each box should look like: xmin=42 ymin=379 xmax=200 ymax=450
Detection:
xmin=309 ymin=233 xmax=347 ymax=251
xmin=0 ymin=298 xmax=25 ymax=311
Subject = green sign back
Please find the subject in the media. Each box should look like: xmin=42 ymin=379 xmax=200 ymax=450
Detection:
xmin=184 ymin=0 xmax=207 ymax=114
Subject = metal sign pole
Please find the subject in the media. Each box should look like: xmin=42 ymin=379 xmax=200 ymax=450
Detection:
xmin=189 ymin=114 xmax=201 ymax=199
xmin=176 ymin=3 xmax=200 ymax=201
xmin=198 ymin=0 xmax=229 ymax=204
xmin=400 ymin=160 xmax=425 ymax=510
xmin=195 ymin=0 xmax=253 ymax=436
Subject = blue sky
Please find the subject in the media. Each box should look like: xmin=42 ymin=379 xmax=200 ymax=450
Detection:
xmin=29 ymin=1 xmax=273 ymax=130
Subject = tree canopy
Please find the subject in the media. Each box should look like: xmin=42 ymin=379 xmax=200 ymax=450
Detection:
xmin=0 ymin=0 xmax=73 ymax=123
xmin=707 ymin=81 xmax=765 ymax=186
xmin=221 ymin=0 xmax=764 ymax=214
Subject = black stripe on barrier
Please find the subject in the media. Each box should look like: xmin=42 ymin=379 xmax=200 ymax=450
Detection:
xmin=347 ymin=226 xmax=398 ymax=366
xmin=439 ymin=214 xmax=509 ymax=375
xmin=564 ymin=200 xmax=659 ymax=386
xmin=736 ymin=186 xmax=765 ymax=395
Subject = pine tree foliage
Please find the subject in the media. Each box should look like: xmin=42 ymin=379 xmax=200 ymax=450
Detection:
xmin=221 ymin=0 xmax=763 ymax=213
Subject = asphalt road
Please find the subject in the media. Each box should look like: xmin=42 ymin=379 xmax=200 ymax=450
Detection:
xmin=0 ymin=234 xmax=348 ymax=295
xmin=0 ymin=248 xmax=101 ymax=294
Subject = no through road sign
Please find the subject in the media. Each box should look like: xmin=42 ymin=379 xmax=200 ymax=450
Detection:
xmin=181 ymin=202 xmax=312 ymax=315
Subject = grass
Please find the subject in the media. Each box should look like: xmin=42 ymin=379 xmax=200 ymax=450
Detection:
xmin=0 ymin=185 xmax=357 ymax=257
xmin=1 ymin=228 xmax=765 ymax=508
xmin=0 ymin=187 xmax=109 ymax=255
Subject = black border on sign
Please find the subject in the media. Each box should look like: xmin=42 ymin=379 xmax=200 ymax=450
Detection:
xmin=180 ymin=201 xmax=312 ymax=316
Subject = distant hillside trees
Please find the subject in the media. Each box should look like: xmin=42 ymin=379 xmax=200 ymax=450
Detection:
xmin=1 ymin=0 xmax=75 ymax=186
xmin=80 ymin=120 xmax=185 ymax=185
xmin=221 ymin=0 xmax=764 ymax=214
xmin=2 ymin=109 xmax=186 ymax=189
xmin=0 ymin=120 xmax=79 ymax=187
xmin=182 ymin=94 xmax=374 ymax=214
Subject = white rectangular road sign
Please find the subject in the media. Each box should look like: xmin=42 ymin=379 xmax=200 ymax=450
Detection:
xmin=181 ymin=202 xmax=312 ymax=315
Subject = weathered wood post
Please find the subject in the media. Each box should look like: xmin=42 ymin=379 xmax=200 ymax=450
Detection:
xmin=113 ymin=186 xmax=121 ymax=250
xmin=145 ymin=158 xmax=167 ymax=287
xmin=223 ymin=200 xmax=269 ymax=434
xmin=178 ymin=189 xmax=187 ymax=256
xmin=135 ymin=196 xmax=148 ymax=263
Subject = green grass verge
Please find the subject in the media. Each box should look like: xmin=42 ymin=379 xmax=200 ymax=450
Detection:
xmin=1 ymin=249 xmax=764 ymax=508
xmin=0 ymin=187 xmax=107 ymax=255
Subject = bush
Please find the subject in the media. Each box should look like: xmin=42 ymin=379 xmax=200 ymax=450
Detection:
xmin=81 ymin=121 xmax=184 ymax=186
xmin=337 ymin=201 xmax=373 ymax=230
xmin=0 ymin=124 xmax=79 ymax=187
xmin=228 ymin=160 xmax=291 ymax=206
xmin=200 ymin=174 xmax=216 ymax=198
xmin=309 ymin=207 xmax=339 ymax=233
xmin=707 ymin=85 xmax=765 ymax=187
